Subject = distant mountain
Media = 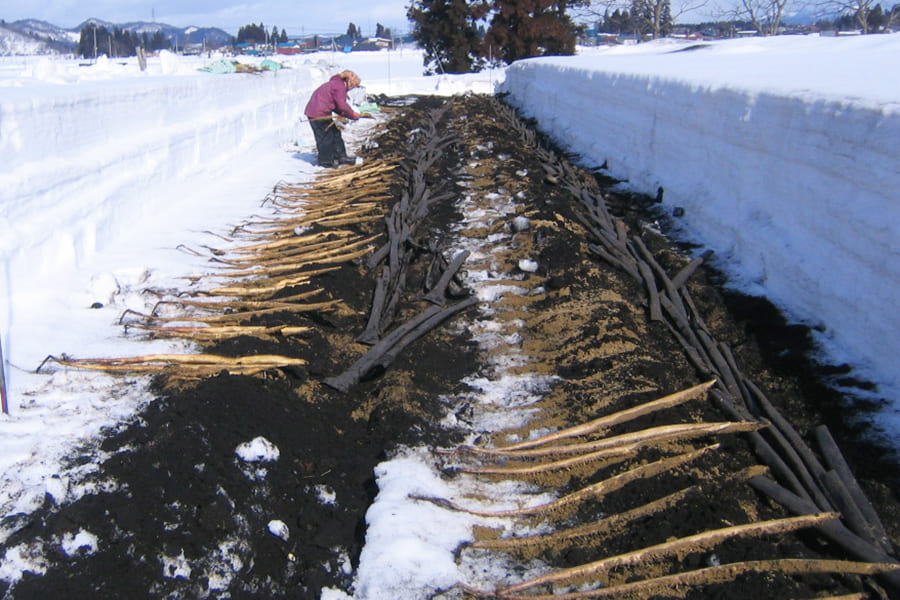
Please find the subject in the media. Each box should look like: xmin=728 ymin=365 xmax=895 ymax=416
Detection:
xmin=0 ymin=17 xmax=233 ymax=56
xmin=0 ymin=19 xmax=78 ymax=55
xmin=8 ymin=19 xmax=79 ymax=44
xmin=74 ymin=18 xmax=233 ymax=48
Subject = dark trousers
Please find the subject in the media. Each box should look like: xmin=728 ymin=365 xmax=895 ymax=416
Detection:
xmin=309 ymin=118 xmax=347 ymax=166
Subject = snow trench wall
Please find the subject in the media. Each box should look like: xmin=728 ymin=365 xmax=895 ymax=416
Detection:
xmin=501 ymin=60 xmax=900 ymax=396
xmin=0 ymin=66 xmax=317 ymax=288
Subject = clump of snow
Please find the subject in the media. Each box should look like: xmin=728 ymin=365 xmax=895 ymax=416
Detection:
xmin=314 ymin=484 xmax=338 ymax=506
xmin=322 ymin=588 xmax=353 ymax=600
xmin=44 ymin=474 xmax=69 ymax=505
xmin=352 ymin=449 xmax=489 ymax=599
xmin=235 ymin=436 xmax=280 ymax=463
xmin=267 ymin=519 xmax=290 ymax=541
xmin=517 ymin=258 xmax=539 ymax=272
xmin=60 ymin=529 xmax=98 ymax=557
xmin=203 ymin=538 xmax=249 ymax=593
xmin=511 ymin=215 xmax=531 ymax=232
xmin=161 ymin=549 xmax=192 ymax=579
xmin=0 ymin=542 xmax=48 ymax=584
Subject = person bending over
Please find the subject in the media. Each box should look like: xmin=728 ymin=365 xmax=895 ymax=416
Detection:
xmin=304 ymin=70 xmax=364 ymax=168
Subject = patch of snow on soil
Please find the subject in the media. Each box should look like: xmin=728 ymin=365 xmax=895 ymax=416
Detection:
xmin=235 ymin=436 xmax=280 ymax=463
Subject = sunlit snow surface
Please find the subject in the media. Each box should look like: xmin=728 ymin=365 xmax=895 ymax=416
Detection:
xmin=501 ymin=36 xmax=900 ymax=410
xmin=0 ymin=36 xmax=898 ymax=597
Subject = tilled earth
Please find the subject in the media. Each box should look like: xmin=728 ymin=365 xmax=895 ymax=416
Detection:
xmin=1 ymin=95 xmax=898 ymax=599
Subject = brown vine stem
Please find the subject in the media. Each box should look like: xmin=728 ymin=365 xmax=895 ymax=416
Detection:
xmin=497 ymin=559 xmax=898 ymax=600
xmin=500 ymin=513 xmax=839 ymax=595
xmin=489 ymin=380 xmax=716 ymax=452
xmin=413 ymin=445 xmax=717 ymax=519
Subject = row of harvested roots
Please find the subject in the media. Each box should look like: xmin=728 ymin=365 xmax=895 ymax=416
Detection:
xmin=324 ymin=102 xmax=478 ymax=393
xmin=408 ymin=97 xmax=898 ymax=598
xmin=39 ymin=160 xmax=399 ymax=380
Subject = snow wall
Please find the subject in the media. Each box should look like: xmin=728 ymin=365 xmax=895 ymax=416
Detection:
xmin=501 ymin=60 xmax=899 ymax=398
xmin=0 ymin=62 xmax=318 ymax=289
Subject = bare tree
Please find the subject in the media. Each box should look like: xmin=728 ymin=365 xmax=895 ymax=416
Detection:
xmin=573 ymin=0 xmax=710 ymax=22
xmin=716 ymin=0 xmax=791 ymax=34
xmin=633 ymin=0 xmax=674 ymax=37
xmin=821 ymin=0 xmax=879 ymax=32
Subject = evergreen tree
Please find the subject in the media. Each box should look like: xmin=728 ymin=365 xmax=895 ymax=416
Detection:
xmin=483 ymin=0 xmax=586 ymax=64
xmin=78 ymin=25 xmax=95 ymax=58
xmin=148 ymin=30 xmax=170 ymax=51
xmin=604 ymin=8 xmax=632 ymax=33
xmin=234 ymin=22 xmax=287 ymax=45
xmin=630 ymin=0 xmax=672 ymax=38
xmin=236 ymin=23 xmax=268 ymax=44
xmin=347 ymin=23 xmax=361 ymax=39
xmin=408 ymin=0 xmax=490 ymax=73
xmin=867 ymin=3 xmax=886 ymax=29
xmin=375 ymin=23 xmax=393 ymax=39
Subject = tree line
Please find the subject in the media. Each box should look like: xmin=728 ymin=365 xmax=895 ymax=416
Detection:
xmin=74 ymin=20 xmax=395 ymax=58
xmin=594 ymin=0 xmax=673 ymax=38
xmin=77 ymin=24 xmax=170 ymax=58
xmin=345 ymin=22 xmax=394 ymax=40
xmin=409 ymin=0 xmax=900 ymax=74
xmin=235 ymin=23 xmax=288 ymax=45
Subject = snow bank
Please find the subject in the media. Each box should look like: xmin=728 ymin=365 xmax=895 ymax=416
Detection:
xmin=0 ymin=53 xmax=318 ymax=289
xmin=501 ymin=35 xmax=900 ymax=403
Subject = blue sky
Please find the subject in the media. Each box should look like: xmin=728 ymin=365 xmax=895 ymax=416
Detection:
xmin=1 ymin=0 xmax=413 ymax=35
xmin=2 ymin=0 xmax=732 ymax=37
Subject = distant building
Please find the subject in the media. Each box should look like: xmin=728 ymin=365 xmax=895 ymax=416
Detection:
xmin=275 ymin=41 xmax=305 ymax=55
xmin=353 ymin=37 xmax=392 ymax=51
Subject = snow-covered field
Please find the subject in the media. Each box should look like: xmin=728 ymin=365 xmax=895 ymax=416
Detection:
xmin=0 ymin=35 xmax=898 ymax=597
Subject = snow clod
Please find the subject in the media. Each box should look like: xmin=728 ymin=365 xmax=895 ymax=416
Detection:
xmin=267 ymin=519 xmax=290 ymax=542
xmin=518 ymin=259 xmax=539 ymax=273
xmin=235 ymin=436 xmax=280 ymax=463
xmin=511 ymin=216 xmax=531 ymax=232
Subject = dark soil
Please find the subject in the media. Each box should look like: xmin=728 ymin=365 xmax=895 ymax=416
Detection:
xmin=1 ymin=94 xmax=897 ymax=600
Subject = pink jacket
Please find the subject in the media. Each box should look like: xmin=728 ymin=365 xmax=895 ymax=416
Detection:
xmin=304 ymin=75 xmax=360 ymax=120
